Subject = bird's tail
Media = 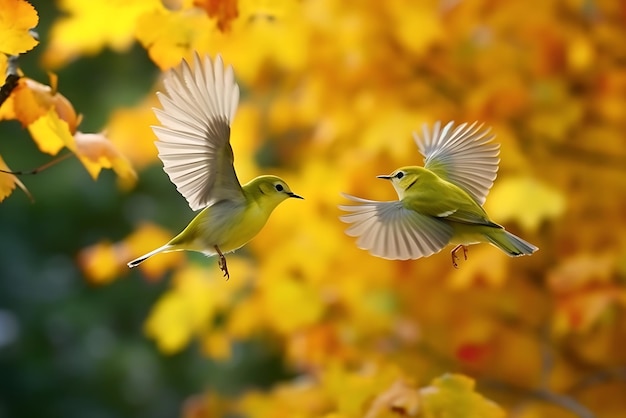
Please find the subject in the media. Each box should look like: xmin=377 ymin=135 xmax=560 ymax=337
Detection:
xmin=127 ymin=244 xmax=174 ymax=268
xmin=485 ymin=229 xmax=538 ymax=257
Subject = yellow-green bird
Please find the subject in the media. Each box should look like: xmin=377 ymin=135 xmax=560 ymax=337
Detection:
xmin=339 ymin=121 xmax=537 ymax=267
xmin=127 ymin=53 xmax=302 ymax=278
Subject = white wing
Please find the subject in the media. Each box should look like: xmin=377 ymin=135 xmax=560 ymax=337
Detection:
xmin=339 ymin=194 xmax=453 ymax=260
xmin=152 ymin=53 xmax=243 ymax=211
xmin=414 ymin=121 xmax=500 ymax=205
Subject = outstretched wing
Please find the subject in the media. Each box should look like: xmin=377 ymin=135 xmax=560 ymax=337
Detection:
xmin=339 ymin=194 xmax=453 ymax=260
xmin=414 ymin=121 xmax=500 ymax=205
xmin=152 ymin=53 xmax=243 ymax=211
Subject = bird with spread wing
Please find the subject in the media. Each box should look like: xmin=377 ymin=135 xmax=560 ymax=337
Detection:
xmin=339 ymin=121 xmax=537 ymax=267
xmin=127 ymin=54 xmax=302 ymax=278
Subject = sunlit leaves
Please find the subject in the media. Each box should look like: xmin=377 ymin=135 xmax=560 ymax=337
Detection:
xmin=41 ymin=0 xmax=626 ymax=417
xmin=74 ymin=132 xmax=137 ymax=185
xmin=144 ymin=261 xmax=253 ymax=355
xmin=136 ymin=8 xmax=213 ymax=70
xmin=0 ymin=0 xmax=39 ymax=55
xmin=486 ymin=175 xmax=566 ymax=233
xmin=1 ymin=72 xmax=137 ymax=187
xmin=42 ymin=0 xmax=162 ymax=68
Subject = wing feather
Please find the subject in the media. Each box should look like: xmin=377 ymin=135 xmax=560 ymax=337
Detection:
xmin=153 ymin=53 xmax=243 ymax=211
xmin=339 ymin=194 xmax=453 ymax=260
xmin=414 ymin=121 xmax=500 ymax=205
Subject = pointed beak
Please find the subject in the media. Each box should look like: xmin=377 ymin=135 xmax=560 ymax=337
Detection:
xmin=288 ymin=192 xmax=304 ymax=199
xmin=376 ymin=175 xmax=393 ymax=180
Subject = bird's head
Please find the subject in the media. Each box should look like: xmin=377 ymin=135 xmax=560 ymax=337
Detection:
xmin=377 ymin=166 xmax=430 ymax=199
xmin=247 ymin=175 xmax=303 ymax=211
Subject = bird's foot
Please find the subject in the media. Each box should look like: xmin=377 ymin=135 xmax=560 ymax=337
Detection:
xmin=214 ymin=245 xmax=230 ymax=280
xmin=451 ymin=244 xmax=468 ymax=269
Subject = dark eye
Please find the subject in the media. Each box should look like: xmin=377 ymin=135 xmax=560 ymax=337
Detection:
xmin=275 ymin=184 xmax=284 ymax=192
xmin=396 ymin=172 xmax=404 ymax=179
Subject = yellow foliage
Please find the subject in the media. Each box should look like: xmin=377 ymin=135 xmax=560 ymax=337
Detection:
xmin=42 ymin=0 xmax=162 ymax=68
xmin=486 ymin=175 xmax=566 ymax=233
xmin=40 ymin=0 xmax=626 ymax=416
xmin=0 ymin=0 xmax=39 ymax=55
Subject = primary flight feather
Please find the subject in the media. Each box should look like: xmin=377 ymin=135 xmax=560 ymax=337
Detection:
xmin=128 ymin=53 xmax=302 ymax=278
xmin=339 ymin=121 xmax=537 ymax=267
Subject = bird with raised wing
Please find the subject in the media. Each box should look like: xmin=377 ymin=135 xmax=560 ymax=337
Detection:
xmin=127 ymin=54 xmax=302 ymax=278
xmin=339 ymin=121 xmax=537 ymax=267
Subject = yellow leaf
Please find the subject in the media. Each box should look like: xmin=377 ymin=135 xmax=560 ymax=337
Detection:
xmin=447 ymin=246 xmax=508 ymax=289
xmin=201 ymin=331 xmax=231 ymax=360
xmin=42 ymin=0 xmax=162 ymax=68
xmin=258 ymin=276 xmax=325 ymax=334
xmin=0 ymin=0 xmax=39 ymax=55
xmin=485 ymin=175 xmax=566 ymax=232
xmin=27 ymin=108 xmax=76 ymax=155
xmin=136 ymin=8 xmax=213 ymax=70
xmin=77 ymin=240 xmax=123 ymax=285
xmin=386 ymin=0 xmax=443 ymax=55
xmin=144 ymin=263 xmax=251 ymax=354
xmin=74 ymin=131 xmax=137 ymax=185
xmin=144 ymin=291 xmax=193 ymax=353
xmin=0 ymin=155 xmax=30 ymax=202
xmin=105 ymin=102 xmax=160 ymax=170
xmin=420 ymin=374 xmax=505 ymax=418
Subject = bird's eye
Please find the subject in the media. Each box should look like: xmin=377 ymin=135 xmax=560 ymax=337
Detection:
xmin=275 ymin=184 xmax=284 ymax=192
xmin=396 ymin=172 xmax=404 ymax=179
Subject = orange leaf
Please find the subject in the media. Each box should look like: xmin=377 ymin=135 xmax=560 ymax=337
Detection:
xmin=0 ymin=0 xmax=39 ymax=55
xmin=194 ymin=0 xmax=238 ymax=32
xmin=74 ymin=131 xmax=137 ymax=185
xmin=12 ymin=77 xmax=81 ymax=134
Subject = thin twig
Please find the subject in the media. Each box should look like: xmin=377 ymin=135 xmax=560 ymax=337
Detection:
xmin=0 ymin=153 xmax=74 ymax=175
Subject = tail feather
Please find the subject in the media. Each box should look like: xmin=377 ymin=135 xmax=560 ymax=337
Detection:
xmin=127 ymin=244 xmax=173 ymax=268
xmin=486 ymin=229 xmax=538 ymax=257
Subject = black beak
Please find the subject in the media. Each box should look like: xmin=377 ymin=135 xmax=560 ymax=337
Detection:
xmin=376 ymin=175 xmax=393 ymax=180
xmin=288 ymin=192 xmax=304 ymax=199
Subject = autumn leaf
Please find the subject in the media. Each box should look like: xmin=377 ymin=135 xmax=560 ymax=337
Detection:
xmin=417 ymin=374 xmax=505 ymax=418
xmin=74 ymin=132 xmax=137 ymax=186
xmin=135 ymin=7 xmax=213 ymax=70
xmin=0 ymin=0 xmax=39 ymax=55
xmin=0 ymin=155 xmax=30 ymax=202
xmin=548 ymin=253 xmax=626 ymax=335
xmin=27 ymin=107 xmax=75 ymax=155
xmin=194 ymin=0 xmax=238 ymax=32
xmin=42 ymin=0 xmax=162 ymax=68
xmin=144 ymin=261 xmax=253 ymax=354
xmin=77 ymin=240 xmax=123 ymax=285
xmin=10 ymin=76 xmax=81 ymax=135
xmin=485 ymin=175 xmax=566 ymax=232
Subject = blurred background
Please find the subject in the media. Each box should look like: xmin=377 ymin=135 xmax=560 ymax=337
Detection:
xmin=1 ymin=1 xmax=626 ymax=417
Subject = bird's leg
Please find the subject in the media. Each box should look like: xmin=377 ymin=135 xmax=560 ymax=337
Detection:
xmin=214 ymin=245 xmax=229 ymax=280
xmin=451 ymin=244 xmax=468 ymax=269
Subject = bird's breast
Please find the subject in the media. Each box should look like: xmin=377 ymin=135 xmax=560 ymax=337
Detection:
xmin=192 ymin=199 xmax=269 ymax=253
